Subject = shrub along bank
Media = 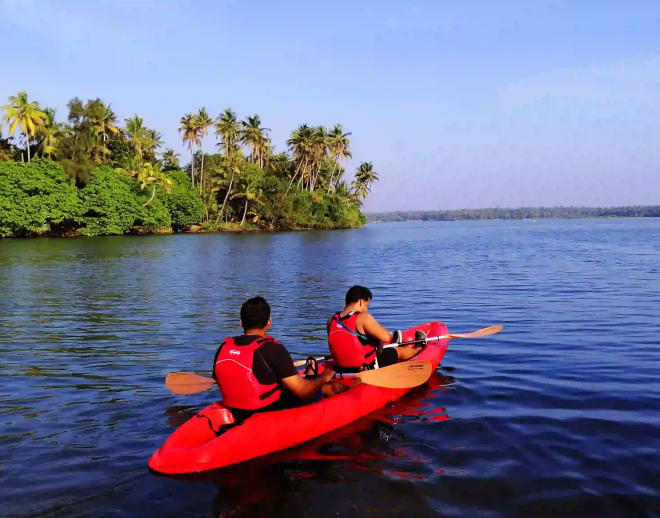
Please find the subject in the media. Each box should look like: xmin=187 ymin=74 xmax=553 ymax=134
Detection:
xmin=0 ymin=160 xmax=364 ymax=237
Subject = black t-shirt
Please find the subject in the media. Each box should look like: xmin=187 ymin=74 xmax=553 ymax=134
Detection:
xmin=212 ymin=335 xmax=300 ymax=421
xmin=212 ymin=335 xmax=298 ymax=385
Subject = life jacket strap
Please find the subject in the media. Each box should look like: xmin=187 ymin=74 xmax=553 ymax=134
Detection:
xmin=259 ymin=385 xmax=280 ymax=400
xmin=332 ymin=312 xmax=370 ymax=341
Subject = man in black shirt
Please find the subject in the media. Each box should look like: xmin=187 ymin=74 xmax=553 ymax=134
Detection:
xmin=213 ymin=297 xmax=336 ymax=422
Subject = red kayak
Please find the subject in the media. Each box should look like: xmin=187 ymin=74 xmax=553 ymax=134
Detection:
xmin=148 ymin=321 xmax=449 ymax=474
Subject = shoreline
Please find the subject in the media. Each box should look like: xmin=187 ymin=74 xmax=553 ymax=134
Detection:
xmin=0 ymin=222 xmax=364 ymax=240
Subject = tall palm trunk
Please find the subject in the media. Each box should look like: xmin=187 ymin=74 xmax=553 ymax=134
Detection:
xmin=241 ymin=199 xmax=248 ymax=226
xmin=311 ymin=161 xmax=321 ymax=192
xmin=190 ymin=150 xmax=195 ymax=187
xmin=311 ymin=158 xmax=320 ymax=191
xmin=143 ymin=185 xmax=156 ymax=207
xmin=26 ymin=136 xmax=31 ymax=162
xmin=199 ymin=150 xmax=204 ymax=195
xmin=216 ymin=171 xmax=235 ymax=222
xmin=286 ymin=158 xmax=304 ymax=193
xmin=327 ymin=158 xmax=338 ymax=193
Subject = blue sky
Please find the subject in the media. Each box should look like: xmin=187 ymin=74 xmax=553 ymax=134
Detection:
xmin=1 ymin=0 xmax=659 ymax=211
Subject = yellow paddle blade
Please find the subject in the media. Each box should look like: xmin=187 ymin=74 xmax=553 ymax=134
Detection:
xmin=165 ymin=372 xmax=216 ymax=395
xmin=356 ymin=361 xmax=433 ymax=389
xmin=448 ymin=324 xmax=502 ymax=339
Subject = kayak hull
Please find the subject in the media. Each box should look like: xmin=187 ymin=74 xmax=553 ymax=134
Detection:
xmin=148 ymin=321 xmax=449 ymax=474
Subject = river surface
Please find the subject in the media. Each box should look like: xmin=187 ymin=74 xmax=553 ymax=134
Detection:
xmin=1 ymin=219 xmax=659 ymax=517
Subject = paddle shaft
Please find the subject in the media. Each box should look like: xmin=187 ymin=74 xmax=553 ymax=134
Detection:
xmin=166 ymin=359 xmax=431 ymax=394
xmin=293 ymin=324 xmax=502 ymax=366
xmin=167 ymin=325 xmax=502 ymax=393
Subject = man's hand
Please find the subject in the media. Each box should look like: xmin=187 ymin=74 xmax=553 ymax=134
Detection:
xmin=282 ymin=368 xmax=336 ymax=399
xmin=322 ymin=379 xmax=349 ymax=396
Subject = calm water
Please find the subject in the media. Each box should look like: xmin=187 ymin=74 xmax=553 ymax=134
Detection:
xmin=1 ymin=219 xmax=660 ymax=518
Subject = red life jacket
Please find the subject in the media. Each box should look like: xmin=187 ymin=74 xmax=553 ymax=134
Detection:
xmin=328 ymin=311 xmax=377 ymax=369
xmin=213 ymin=336 xmax=282 ymax=410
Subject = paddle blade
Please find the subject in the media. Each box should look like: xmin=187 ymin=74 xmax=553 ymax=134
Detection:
xmin=448 ymin=324 xmax=502 ymax=339
xmin=357 ymin=361 xmax=433 ymax=389
xmin=166 ymin=372 xmax=216 ymax=395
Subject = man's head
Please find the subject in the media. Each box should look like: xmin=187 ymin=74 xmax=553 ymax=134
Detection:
xmin=240 ymin=296 xmax=271 ymax=332
xmin=345 ymin=285 xmax=372 ymax=309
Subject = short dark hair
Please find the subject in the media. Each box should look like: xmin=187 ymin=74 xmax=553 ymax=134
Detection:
xmin=345 ymin=285 xmax=372 ymax=305
xmin=240 ymin=297 xmax=271 ymax=330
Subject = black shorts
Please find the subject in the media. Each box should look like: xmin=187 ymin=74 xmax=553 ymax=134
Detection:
xmin=376 ymin=347 xmax=398 ymax=368
xmin=226 ymin=389 xmax=301 ymax=423
xmin=333 ymin=347 xmax=400 ymax=374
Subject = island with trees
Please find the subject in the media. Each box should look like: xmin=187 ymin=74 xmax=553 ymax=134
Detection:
xmin=0 ymin=91 xmax=379 ymax=238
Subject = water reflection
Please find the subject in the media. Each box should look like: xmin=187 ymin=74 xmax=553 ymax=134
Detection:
xmin=153 ymin=372 xmax=455 ymax=517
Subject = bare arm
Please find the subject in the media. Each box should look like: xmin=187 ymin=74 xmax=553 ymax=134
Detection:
xmin=281 ymin=369 xmax=336 ymax=399
xmin=359 ymin=313 xmax=392 ymax=343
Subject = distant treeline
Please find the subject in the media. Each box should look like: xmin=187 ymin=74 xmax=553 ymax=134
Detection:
xmin=367 ymin=206 xmax=660 ymax=222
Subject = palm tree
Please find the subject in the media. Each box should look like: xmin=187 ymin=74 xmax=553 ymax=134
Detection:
xmin=1 ymin=91 xmax=47 ymax=162
xmin=351 ymin=161 xmax=379 ymax=202
xmin=35 ymin=108 xmax=61 ymax=158
xmin=241 ymin=115 xmax=270 ymax=169
xmin=161 ymin=148 xmax=180 ymax=170
xmin=327 ymin=124 xmax=352 ymax=192
xmin=309 ymin=126 xmax=329 ymax=191
xmin=124 ymin=115 xmax=151 ymax=162
xmin=58 ymin=97 xmax=116 ymax=172
xmin=87 ymin=99 xmax=119 ymax=144
xmin=196 ymin=107 xmax=213 ymax=195
xmin=213 ymin=109 xmax=243 ymax=213
xmin=215 ymin=108 xmax=241 ymax=159
xmin=179 ymin=113 xmax=200 ymax=187
xmin=286 ymin=124 xmax=314 ymax=192
xmin=231 ymin=168 xmax=264 ymax=226
xmin=82 ymin=100 xmax=119 ymax=162
xmin=214 ymin=153 xmax=245 ymax=222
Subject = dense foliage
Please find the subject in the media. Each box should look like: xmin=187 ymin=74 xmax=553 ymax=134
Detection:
xmin=367 ymin=206 xmax=660 ymax=222
xmin=0 ymin=160 xmax=203 ymax=237
xmin=0 ymin=160 xmax=83 ymax=237
xmin=0 ymin=91 xmax=377 ymax=237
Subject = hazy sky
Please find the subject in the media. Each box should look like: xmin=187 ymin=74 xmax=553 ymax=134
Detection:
xmin=1 ymin=0 xmax=659 ymax=211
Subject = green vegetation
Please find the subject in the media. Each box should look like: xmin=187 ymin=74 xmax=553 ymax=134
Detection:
xmin=0 ymin=160 xmax=83 ymax=237
xmin=0 ymin=91 xmax=377 ymax=237
xmin=367 ymin=206 xmax=660 ymax=222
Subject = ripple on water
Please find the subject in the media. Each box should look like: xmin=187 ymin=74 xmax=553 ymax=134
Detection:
xmin=1 ymin=220 xmax=660 ymax=517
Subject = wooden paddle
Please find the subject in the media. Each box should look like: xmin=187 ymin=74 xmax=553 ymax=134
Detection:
xmin=292 ymin=324 xmax=503 ymax=366
xmin=355 ymin=360 xmax=432 ymax=389
xmin=165 ymin=372 xmax=215 ymax=395
xmin=165 ymin=360 xmax=433 ymax=395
